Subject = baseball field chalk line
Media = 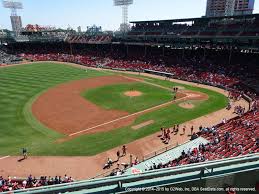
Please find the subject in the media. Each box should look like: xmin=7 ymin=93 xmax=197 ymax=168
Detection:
xmin=0 ymin=156 xmax=10 ymax=160
xmin=69 ymin=94 xmax=192 ymax=137
xmin=69 ymin=75 xmax=201 ymax=137
xmin=120 ymin=75 xmax=172 ymax=91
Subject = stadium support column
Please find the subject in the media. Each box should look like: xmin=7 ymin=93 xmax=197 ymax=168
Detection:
xmin=182 ymin=48 xmax=185 ymax=59
xmin=144 ymin=45 xmax=147 ymax=58
xmin=70 ymin=43 xmax=73 ymax=55
xmin=44 ymin=44 xmax=47 ymax=52
xmin=228 ymin=46 xmax=232 ymax=65
xmin=11 ymin=43 xmax=14 ymax=54
xmin=203 ymin=47 xmax=206 ymax=60
xmin=162 ymin=45 xmax=165 ymax=57
xmin=126 ymin=44 xmax=129 ymax=57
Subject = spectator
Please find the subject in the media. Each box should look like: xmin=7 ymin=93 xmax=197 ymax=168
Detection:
xmin=116 ymin=150 xmax=120 ymax=161
xmin=22 ymin=148 xmax=28 ymax=159
xmin=122 ymin=145 xmax=127 ymax=156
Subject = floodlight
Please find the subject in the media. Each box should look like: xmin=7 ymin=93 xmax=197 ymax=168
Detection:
xmin=114 ymin=0 xmax=134 ymax=33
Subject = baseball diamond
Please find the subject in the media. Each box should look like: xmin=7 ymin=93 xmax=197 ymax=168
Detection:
xmin=0 ymin=62 xmax=227 ymax=156
xmin=0 ymin=1 xmax=258 ymax=192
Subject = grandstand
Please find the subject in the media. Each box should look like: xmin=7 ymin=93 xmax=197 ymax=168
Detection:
xmin=0 ymin=47 xmax=21 ymax=65
xmin=127 ymin=14 xmax=259 ymax=40
xmin=65 ymin=34 xmax=113 ymax=44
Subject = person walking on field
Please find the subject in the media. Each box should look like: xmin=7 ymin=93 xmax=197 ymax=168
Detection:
xmin=122 ymin=145 xmax=127 ymax=156
xmin=163 ymin=128 xmax=166 ymax=139
xmin=160 ymin=127 xmax=163 ymax=136
xmin=191 ymin=126 xmax=194 ymax=135
xmin=167 ymin=128 xmax=170 ymax=135
xmin=22 ymin=148 xmax=28 ymax=159
xmin=166 ymin=128 xmax=171 ymax=143
xmin=116 ymin=150 xmax=120 ymax=161
xmin=183 ymin=126 xmax=186 ymax=135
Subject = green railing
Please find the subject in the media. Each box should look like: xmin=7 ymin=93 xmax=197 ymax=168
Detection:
xmin=10 ymin=153 xmax=259 ymax=194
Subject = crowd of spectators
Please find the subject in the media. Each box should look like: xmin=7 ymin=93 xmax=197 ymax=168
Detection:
xmin=0 ymin=48 xmax=21 ymax=66
xmin=0 ymin=174 xmax=74 ymax=192
xmin=234 ymin=105 xmax=246 ymax=116
xmin=20 ymin=53 xmax=99 ymax=67
xmin=102 ymin=95 xmax=258 ymax=176
xmin=145 ymin=104 xmax=259 ymax=172
xmin=21 ymin=51 xmax=258 ymax=98
xmin=129 ymin=16 xmax=259 ymax=38
xmin=13 ymin=43 xmax=258 ymax=96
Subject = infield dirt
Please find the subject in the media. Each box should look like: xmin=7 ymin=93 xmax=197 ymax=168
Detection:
xmin=32 ymin=74 xmax=207 ymax=140
xmin=32 ymin=76 xmax=137 ymax=135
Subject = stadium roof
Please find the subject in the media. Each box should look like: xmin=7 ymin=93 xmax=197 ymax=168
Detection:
xmin=130 ymin=14 xmax=259 ymax=24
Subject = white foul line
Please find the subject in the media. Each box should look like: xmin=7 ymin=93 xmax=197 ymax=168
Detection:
xmin=69 ymin=95 xmax=191 ymax=137
xmin=0 ymin=156 xmax=10 ymax=160
xmin=69 ymin=75 xmax=199 ymax=137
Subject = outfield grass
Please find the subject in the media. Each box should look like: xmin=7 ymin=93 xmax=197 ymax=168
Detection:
xmin=82 ymin=83 xmax=174 ymax=113
xmin=0 ymin=63 xmax=228 ymax=156
xmin=0 ymin=63 xmax=111 ymax=155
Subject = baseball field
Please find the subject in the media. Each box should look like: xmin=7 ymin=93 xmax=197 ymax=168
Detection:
xmin=0 ymin=62 xmax=228 ymax=156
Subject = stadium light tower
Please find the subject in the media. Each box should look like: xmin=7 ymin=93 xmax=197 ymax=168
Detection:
xmin=114 ymin=0 xmax=133 ymax=33
xmin=2 ymin=0 xmax=23 ymax=36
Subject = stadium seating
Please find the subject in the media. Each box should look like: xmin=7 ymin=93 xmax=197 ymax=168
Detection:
xmin=128 ymin=14 xmax=259 ymax=40
xmin=65 ymin=35 xmax=112 ymax=44
xmin=0 ymin=49 xmax=21 ymax=65
xmin=0 ymin=175 xmax=73 ymax=192
xmin=121 ymin=105 xmax=258 ymax=175
xmin=18 ymin=45 xmax=257 ymax=94
xmin=21 ymin=53 xmax=99 ymax=67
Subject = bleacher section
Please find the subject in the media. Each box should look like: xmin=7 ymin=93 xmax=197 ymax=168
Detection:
xmin=65 ymin=35 xmax=112 ymax=44
xmin=121 ymin=108 xmax=258 ymax=176
xmin=126 ymin=14 xmax=259 ymax=43
xmin=0 ymin=49 xmax=21 ymax=65
xmin=201 ymin=110 xmax=259 ymax=158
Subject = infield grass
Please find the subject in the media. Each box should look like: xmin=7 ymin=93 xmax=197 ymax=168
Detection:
xmin=0 ymin=62 xmax=228 ymax=156
xmin=82 ymin=83 xmax=174 ymax=113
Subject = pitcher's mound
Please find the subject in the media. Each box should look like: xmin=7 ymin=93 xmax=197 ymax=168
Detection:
xmin=179 ymin=102 xmax=195 ymax=109
xmin=124 ymin=91 xmax=142 ymax=97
